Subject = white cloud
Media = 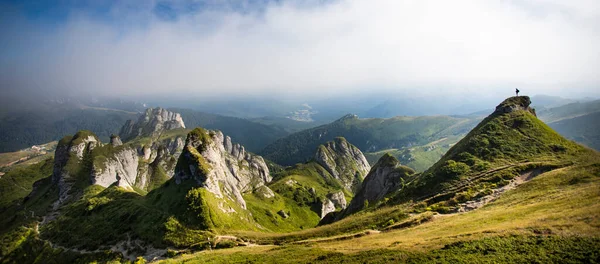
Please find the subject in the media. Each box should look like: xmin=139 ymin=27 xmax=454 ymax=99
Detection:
xmin=2 ymin=0 xmax=599 ymax=98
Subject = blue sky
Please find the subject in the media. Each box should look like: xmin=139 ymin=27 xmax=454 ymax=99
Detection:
xmin=1 ymin=0 xmax=599 ymax=99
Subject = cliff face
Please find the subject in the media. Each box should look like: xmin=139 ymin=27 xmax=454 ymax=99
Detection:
xmin=175 ymin=128 xmax=271 ymax=210
xmin=52 ymin=131 xmax=100 ymax=208
xmin=89 ymin=107 xmax=188 ymax=191
xmin=314 ymin=137 xmax=371 ymax=193
xmin=119 ymin=107 xmax=185 ymax=141
xmin=320 ymin=191 xmax=347 ymax=219
xmin=50 ymin=108 xmax=189 ymax=203
xmin=90 ymin=135 xmax=185 ymax=190
xmin=342 ymin=154 xmax=415 ymax=216
xmin=91 ymin=148 xmax=139 ymax=188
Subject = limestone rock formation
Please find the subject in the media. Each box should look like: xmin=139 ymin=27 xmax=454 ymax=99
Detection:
xmin=135 ymin=135 xmax=185 ymax=186
xmin=110 ymin=134 xmax=123 ymax=146
xmin=91 ymin=148 xmax=139 ymax=189
xmin=320 ymin=199 xmax=336 ymax=219
xmin=175 ymin=128 xmax=271 ymax=210
xmin=342 ymin=154 xmax=414 ymax=216
xmin=319 ymin=191 xmax=347 ymax=219
xmin=52 ymin=119 xmax=187 ymax=202
xmin=314 ymin=137 xmax=371 ymax=192
xmin=328 ymin=191 xmax=347 ymax=209
xmin=255 ymin=185 xmax=275 ymax=199
xmin=52 ymin=131 xmax=100 ymax=208
xmin=119 ymin=107 xmax=185 ymax=141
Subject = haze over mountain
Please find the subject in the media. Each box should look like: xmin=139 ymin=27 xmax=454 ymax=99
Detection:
xmin=2 ymin=1 xmax=599 ymax=102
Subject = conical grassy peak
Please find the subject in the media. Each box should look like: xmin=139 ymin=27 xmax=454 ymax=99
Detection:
xmin=394 ymin=95 xmax=586 ymax=204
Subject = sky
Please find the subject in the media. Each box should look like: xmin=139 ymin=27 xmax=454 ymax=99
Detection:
xmin=1 ymin=0 xmax=599 ymax=101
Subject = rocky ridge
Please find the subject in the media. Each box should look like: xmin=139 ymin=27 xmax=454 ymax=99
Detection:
xmin=119 ymin=107 xmax=185 ymax=141
xmin=341 ymin=153 xmax=415 ymax=217
xmin=319 ymin=191 xmax=347 ymax=219
xmin=175 ymin=128 xmax=271 ymax=210
xmin=51 ymin=108 xmax=188 ymax=203
xmin=314 ymin=137 xmax=371 ymax=193
xmin=52 ymin=131 xmax=100 ymax=208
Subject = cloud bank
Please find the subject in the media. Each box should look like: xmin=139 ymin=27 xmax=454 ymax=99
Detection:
xmin=1 ymin=0 xmax=599 ymax=99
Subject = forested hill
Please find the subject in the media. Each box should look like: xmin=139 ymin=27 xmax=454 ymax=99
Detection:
xmin=169 ymin=108 xmax=290 ymax=153
xmin=260 ymin=114 xmax=481 ymax=166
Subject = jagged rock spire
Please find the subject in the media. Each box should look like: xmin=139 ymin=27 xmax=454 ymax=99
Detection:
xmin=119 ymin=107 xmax=185 ymax=141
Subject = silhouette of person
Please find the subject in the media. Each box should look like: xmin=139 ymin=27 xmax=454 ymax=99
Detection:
xmin=515 ymin=88 xmax=520 ymax=96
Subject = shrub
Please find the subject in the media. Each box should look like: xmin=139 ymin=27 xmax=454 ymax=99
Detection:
xmin=215 ymin=240 xmax=237 ymax=249
xmin=440 ymin=160 xmax=470 ymax=178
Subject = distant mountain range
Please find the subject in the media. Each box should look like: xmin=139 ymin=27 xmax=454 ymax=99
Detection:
xmin=260 ymin=114 xmax=483 ymax=166
xmin=1 ymin=94 xmax=598 ymax=156
xmin=537 ymin=99 xmax=600 ymax=151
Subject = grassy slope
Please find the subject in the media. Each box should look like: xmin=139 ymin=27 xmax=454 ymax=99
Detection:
xmin=159 ymin=97 xmax=600 ymax=263
xmin=396 ymin=103 xmax=585 ymax=206
xmin=161 ymin=150 xmax=600 ymax=263
xmin=0 ymin=158 xmax=53 ymax=209
xmin=243 ymin=159 xmax=359 ymax=233
xmin=260 ymin=115 xmax=480 ymax=166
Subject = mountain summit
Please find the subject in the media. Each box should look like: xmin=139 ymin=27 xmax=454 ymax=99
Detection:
xmin=392 ymin=96 xmax=583 ymax=206
xmin=119 ymin=107 xmax=185 ymax=141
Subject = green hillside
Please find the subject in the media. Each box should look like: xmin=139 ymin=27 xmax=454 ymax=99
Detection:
xmin=547 ymin=111 xmax=600 ymax=150
xmin=250 ymin=116 xmax=325 ymax=134
xmin=391 ymin=96 xmax=586 ymax=209
xmin=171 ymin=108 xmax=289 ymax=153
xmin=536 ymin=100 xmax=600 ymax=151
xmin=159 ymin=96 xmax=600 ymax=263
xmin=261 ymin=114 xmax=480 ymax=166
xmin=537 ymin=99 xmax=600 ymax=123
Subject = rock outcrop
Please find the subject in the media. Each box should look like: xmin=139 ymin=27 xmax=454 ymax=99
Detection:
xmin=314 ymin=137 xmax=371 ymax=192
xmin=319 ymin=191 xmax=347 ymax=219
xmin=342 ymin=154 xmax=415 ymax=216
xmin=494 ymin=96 xmax=536 ymax=116
xmin=92 ymin=148 xmax=139 ymax=188
xmin=110 ymin=135 xmax=123 ymax=146
xmin=119 ymin=107 xmax=185 ymax=141
xmin=175 ymin=128 xmax=271 ymax=210
xmin=52 ymin=131 xmax=100 ymax=208
xmin=136 ymin=135 xmax=185 ymax=184
xmin=51 ymin=108 xmax=189 ymax=200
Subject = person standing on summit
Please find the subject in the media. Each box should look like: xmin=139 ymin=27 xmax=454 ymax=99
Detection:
xmin=515 ymin=88 xmax=520 ymax=96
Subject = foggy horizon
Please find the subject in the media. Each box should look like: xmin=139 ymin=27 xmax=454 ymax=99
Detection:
xmin=1 ymin=0 xmax=599 ymax=101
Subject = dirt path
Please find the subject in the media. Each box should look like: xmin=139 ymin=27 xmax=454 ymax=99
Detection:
xmin=291 ymin=230 xmax=381 ymax=245
xmin=453 ymin=168 xmax=544 ymax=213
